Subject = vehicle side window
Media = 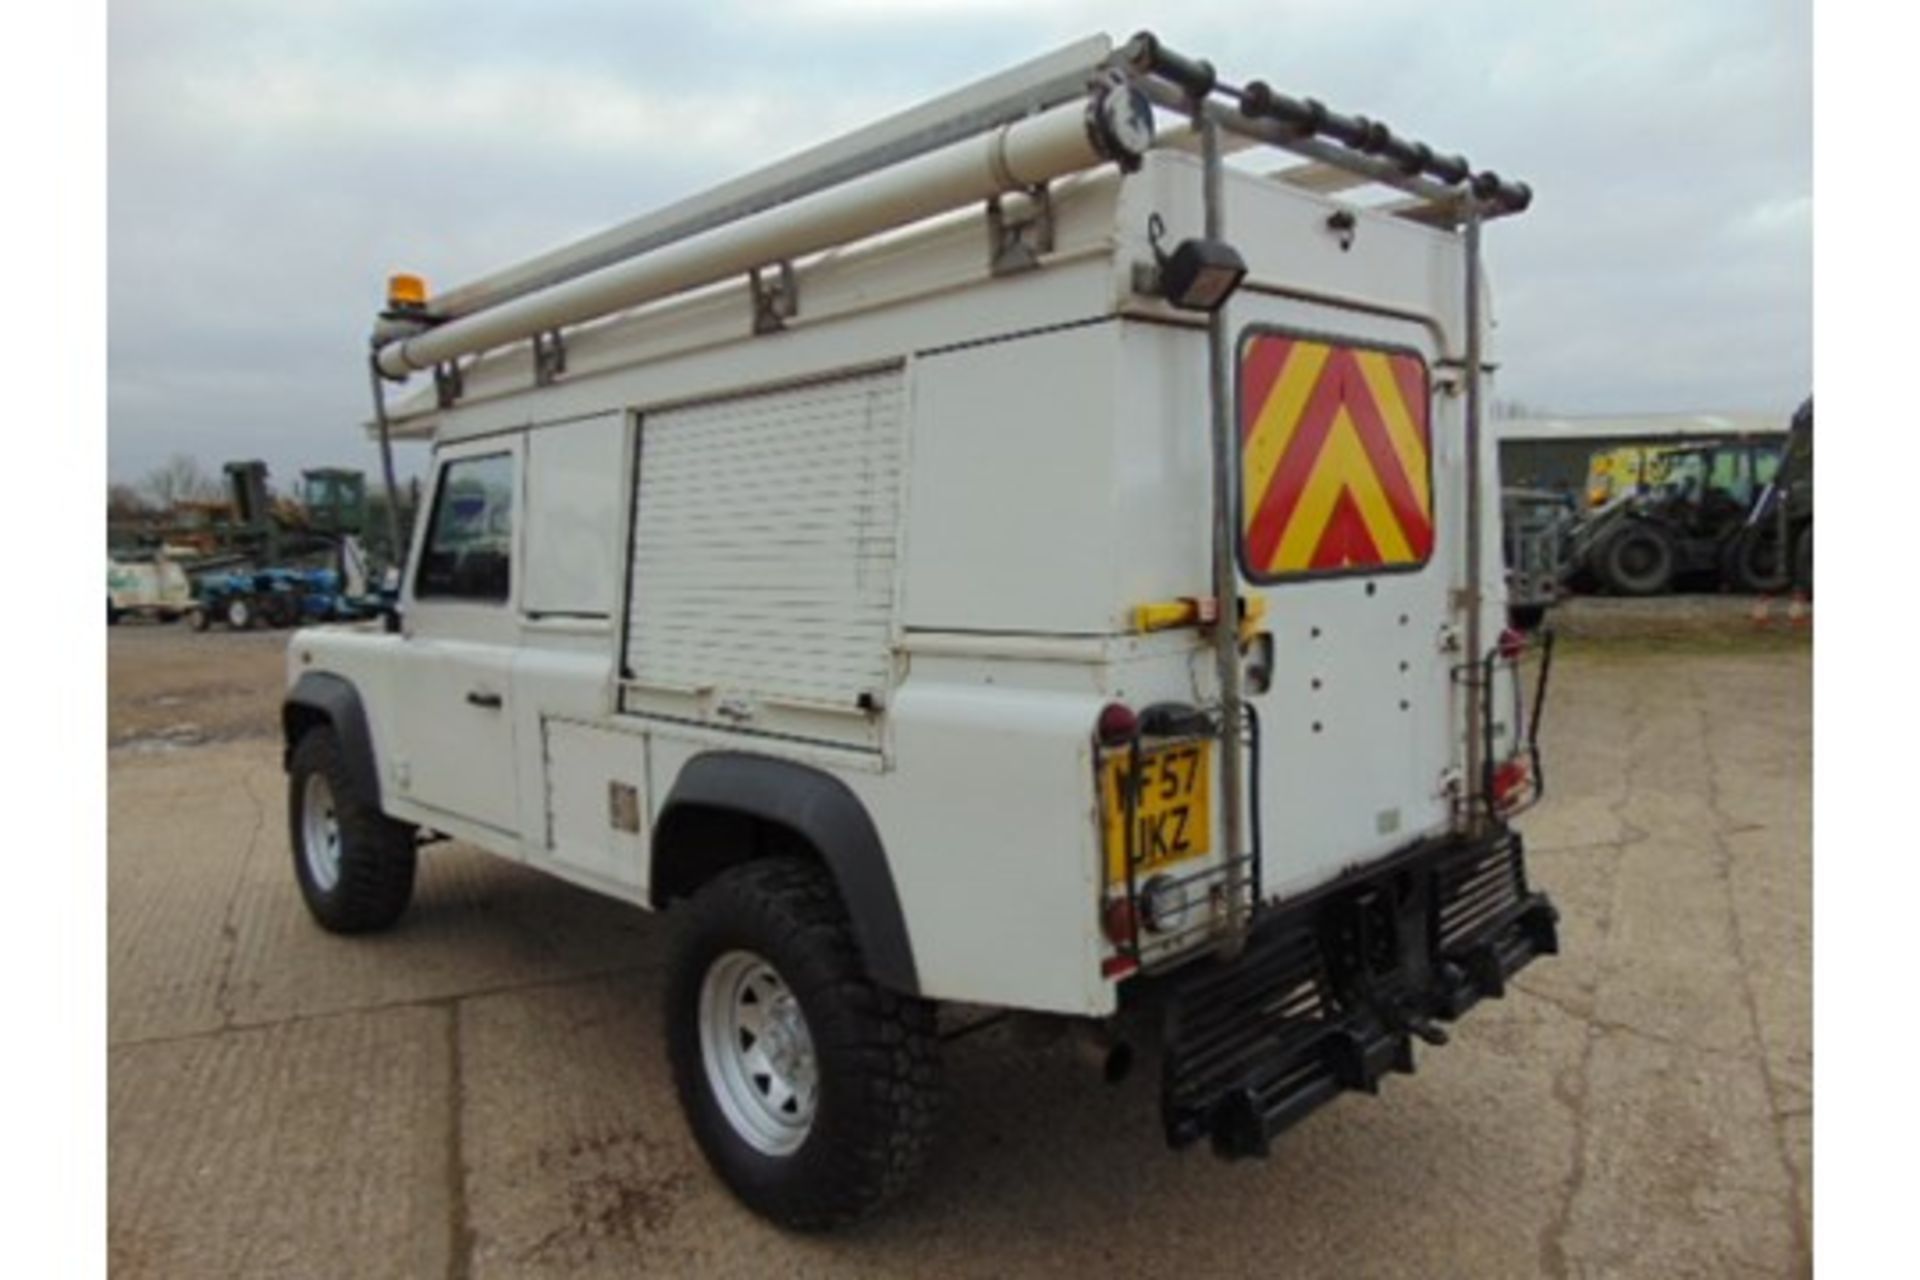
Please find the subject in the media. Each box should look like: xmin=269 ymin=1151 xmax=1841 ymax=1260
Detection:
xmin=416 ymin=453 xmax=514 ymax=602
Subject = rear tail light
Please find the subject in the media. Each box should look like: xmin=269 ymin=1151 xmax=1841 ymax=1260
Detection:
xmin=1492 ymin=758 xmax=1531 ymax=810
xmin=1102 ymin=897 xmax=1138 ymax=946
xmin=1096 ymin=702 xmax=1139 ymax=746
xmin=1497 ymin=626 xmax=1526 ymax=661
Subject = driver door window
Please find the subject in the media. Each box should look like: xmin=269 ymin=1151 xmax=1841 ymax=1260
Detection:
xmin=417 ymin=452 xmax=514 ymax=602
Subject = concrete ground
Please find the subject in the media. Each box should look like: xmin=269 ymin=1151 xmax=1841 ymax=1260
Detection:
xmin=107 ymin=607 xmax=1812 ymax=1277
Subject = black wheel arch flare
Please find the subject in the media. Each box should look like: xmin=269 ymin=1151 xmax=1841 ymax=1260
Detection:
xmin=283 ymin=672 xmax=383 ymax=811
xmin=653 ymin=751 xmax=919 ymax=995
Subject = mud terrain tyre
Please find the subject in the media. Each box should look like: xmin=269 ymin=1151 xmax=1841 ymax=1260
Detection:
xmin=287 ymin=726 xmax=417 ymax=933
xmin=667 ymin=857 xmax=941 ymax=1230
xmin=1597 ymin=523 xmax=1675 ymax=596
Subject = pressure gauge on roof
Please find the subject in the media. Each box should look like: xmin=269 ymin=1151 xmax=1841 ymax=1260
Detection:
xmin=1087 ymin=78 xmax=1155 ymax=173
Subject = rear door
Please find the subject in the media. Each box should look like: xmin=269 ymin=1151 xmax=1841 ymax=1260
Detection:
xmin=1232 ymin=302 xmax=1460 ymax=901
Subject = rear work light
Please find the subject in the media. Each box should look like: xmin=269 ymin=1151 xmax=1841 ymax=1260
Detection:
xmin=1159 ymin=236 xmax=1247 ymax=313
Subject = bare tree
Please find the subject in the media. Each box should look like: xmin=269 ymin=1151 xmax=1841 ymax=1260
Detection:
xmin=141 ymin=454 xmax=222 ymax=509
xmin=1491 ymin=398 xmax=1551 ymax=421
xmin=107 ymin=483 xmax=150 ymax=521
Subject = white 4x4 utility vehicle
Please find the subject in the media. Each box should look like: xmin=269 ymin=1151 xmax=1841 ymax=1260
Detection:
xmin=284 ymin=33 xmax=1557 ymax=1229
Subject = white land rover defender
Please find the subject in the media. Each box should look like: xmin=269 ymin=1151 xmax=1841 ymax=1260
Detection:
xmin=283 ymin=34 xmax=1557 ymax=1229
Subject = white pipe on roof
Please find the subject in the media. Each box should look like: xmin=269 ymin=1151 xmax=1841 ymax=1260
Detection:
xmin=426 ymin=35 xmax=1116 ymax=321
xmin=376 ymin=97 xmax=1128 ymax=379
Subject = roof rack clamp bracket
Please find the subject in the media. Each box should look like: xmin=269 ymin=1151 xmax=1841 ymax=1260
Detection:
xmin=987 ymin=184 xmax=1054 ymax=277
xmin=532 ymin=329 xmax=567 ymax=386
xmin=433 ymin=360 xmax=464 ymax=409
xmin=749 ymin=261 xmax=798 ymax=335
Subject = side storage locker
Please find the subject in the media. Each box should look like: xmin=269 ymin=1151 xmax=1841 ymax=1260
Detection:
xmin=620 ymin=366 xmax=907 ymax=752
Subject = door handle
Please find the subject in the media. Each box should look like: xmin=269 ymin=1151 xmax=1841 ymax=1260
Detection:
xmin=466 ymin=690 xmax=503 ymax=709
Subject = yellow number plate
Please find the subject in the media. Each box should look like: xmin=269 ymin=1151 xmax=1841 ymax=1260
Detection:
xmin=1101 ymin=741 xmax=1213 ymax=883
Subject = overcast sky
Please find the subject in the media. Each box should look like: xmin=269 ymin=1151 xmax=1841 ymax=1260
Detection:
xmin=107 ymin=0 xmax=1810 ymax=486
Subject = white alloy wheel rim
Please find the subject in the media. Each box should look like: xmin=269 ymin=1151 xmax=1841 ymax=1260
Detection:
xmin=697 ymin=950 xmax=819 ymax=1155
xmin=301 ymin=771 xmax=342 ymax=892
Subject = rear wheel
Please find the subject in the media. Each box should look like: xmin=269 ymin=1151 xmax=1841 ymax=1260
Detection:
xmin=288 ymin=726 xmax=416 ymax=933
xmin=667 ymin=858 xmax=941 ymax=1230
xmin=186 ymin=606 xmax=210 ymax=632
xmin=108 ymin=600 xmax=122 ymax=626
xmin=1725 ymin=528 xmax=1788 ymax=594
xmin=1597 ymin=524 xmax=1675 ymax=596
xmin=1793 ymin=527 xmax=1813 ymax=596
xmin=225 ymin=595 xmax=256 ymax=631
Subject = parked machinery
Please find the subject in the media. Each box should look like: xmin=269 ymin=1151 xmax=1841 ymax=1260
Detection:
xmin=1501 ymin=487 xmax=1577 ymax=629
xmin=181 ymin=463 xmax=387 ymax=630
xmin=1564 ymin=436 xmax=1783 ymax=596
xmin=107 ymin=553 xmax=193 ymax=624
xmin=1725 ymin=397 xmax=1814 ymax=596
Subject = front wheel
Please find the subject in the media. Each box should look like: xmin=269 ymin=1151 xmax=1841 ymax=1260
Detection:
xmin=287 ymin=727 xmax=417 ymax=933
xmin=225 ymin=595 xmax=256 ymax=631
xmin=667 ymin=858 xmax=941 ymax=1230
xmin=1724 ymin=528 xmax=1788 ymax=594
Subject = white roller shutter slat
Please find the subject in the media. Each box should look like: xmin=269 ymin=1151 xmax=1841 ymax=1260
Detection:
xmin=624 ymin=369 xmax=904 ymax=712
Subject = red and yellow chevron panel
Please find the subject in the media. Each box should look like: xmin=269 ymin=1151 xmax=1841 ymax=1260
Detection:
xmin=1238 ymin=331 xmax=1433 ymax=578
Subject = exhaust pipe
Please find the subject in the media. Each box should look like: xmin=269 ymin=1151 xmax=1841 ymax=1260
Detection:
xmin=1074 ymin=1022 xmax=1135 ymax=1086
xmin=1007 ymin=1014 xmax=1135 ymax=1084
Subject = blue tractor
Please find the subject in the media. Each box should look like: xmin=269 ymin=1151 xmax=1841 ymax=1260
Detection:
xmin=186 ymin=565 xmax=377 ymax=632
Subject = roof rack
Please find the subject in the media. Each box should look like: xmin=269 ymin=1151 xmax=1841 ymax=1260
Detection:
xmin=370 ymin=31 xmax=1532 ymax=381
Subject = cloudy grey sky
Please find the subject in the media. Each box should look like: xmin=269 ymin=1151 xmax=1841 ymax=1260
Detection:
xmin=108 ymin=0 xmax=1810 ymax=485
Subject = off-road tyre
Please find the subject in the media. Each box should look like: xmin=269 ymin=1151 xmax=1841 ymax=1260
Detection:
xmin=1724 ymin=528 xmax=1788 ymax=594
xmin=1597 ymin=523 xmax=1675 ymax=596
xmin=667 ymin=857 xmax=941 ymax=1231
xmin=186 ymin=606 xmax=210 ymax=632
xmin=287 ymin=726 xmax=417 ymax=934
xmin=226 ymin=595 xmax=257 ymax=631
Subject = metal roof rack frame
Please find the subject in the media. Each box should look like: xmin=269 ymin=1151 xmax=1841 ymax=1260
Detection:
xmin=373 ymin=30 xmax=1531 ymax=376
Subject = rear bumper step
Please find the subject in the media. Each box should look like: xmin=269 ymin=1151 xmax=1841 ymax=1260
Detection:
xmin=1156 ymin=828 xmax=1557 ymax=1159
